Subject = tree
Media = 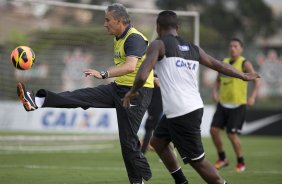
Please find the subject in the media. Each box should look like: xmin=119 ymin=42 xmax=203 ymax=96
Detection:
xmin=65 ymin=0 xmax=114 ymax=5
xmin=155 ymin=0 xmax=276 ymax=44
xmin=201 ymin=1 xmax=242 ymax=44
xmin=237 ymin=0 xmax=275 ymax=41
xmin=156 ymin=0 xmax=206 ymax=10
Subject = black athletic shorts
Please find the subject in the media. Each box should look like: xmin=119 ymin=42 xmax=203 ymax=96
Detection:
xmin=145 ymin=87 xmax=163 ymax=130
xmin=153 ymin=108 xmax=205 ymax=164
xmin=211 ymin=103 xmax=246 ymax=133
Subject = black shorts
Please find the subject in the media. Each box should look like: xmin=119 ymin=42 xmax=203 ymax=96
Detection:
xmin=145 ymin=87 xmax=163 ymax=130
xmin=211 ymin=103 xmax=246 ymax=133
xmin=153 ymin=108 xmax=205 ymax=164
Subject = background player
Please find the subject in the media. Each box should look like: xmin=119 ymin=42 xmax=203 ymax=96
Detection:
xmin=210 ymin=38 xmax=260 ymax=172
xmin=141 ymin=76 xmax=162 ymax=153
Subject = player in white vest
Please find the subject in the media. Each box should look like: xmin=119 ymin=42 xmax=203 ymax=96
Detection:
xmin=123 ymin=11 xmax=259 ymax=184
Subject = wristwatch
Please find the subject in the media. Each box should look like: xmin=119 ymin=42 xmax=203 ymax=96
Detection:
xmin=100 ymin=71 xmax=109 ymax=79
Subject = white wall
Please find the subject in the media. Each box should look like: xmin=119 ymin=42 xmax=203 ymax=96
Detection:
xmin=0 ymin=101 xmax=215 ymax=136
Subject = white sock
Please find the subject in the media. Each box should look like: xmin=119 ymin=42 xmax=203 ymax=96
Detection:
xmin=35 ymin=97 xmax=45 ymax=108
xmin=170 ymin=167 xmax=181 ymax=174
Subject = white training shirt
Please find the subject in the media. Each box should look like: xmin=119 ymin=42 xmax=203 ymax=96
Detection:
xmin=155 ymin=35 xmax=203 ymax=118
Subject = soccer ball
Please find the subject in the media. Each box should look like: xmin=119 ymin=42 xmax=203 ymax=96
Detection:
xmin=10 ymin=46 xmax=35 ymax=70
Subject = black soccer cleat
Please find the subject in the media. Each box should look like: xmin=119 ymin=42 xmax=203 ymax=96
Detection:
xmin=17 ymin=82 xmax=38 ymax=111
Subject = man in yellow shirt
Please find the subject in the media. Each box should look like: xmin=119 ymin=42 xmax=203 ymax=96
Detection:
xmin=210 ymin=38 xmax=260 ymax=172
xmin=17 ymin=3 xmax=153 ymax=184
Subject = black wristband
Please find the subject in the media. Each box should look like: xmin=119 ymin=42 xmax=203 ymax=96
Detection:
xmin=100 ymin=71 xmax=109 ymax=79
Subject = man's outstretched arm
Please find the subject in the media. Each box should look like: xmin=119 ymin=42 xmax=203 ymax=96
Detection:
xmin=199 ymin=47 xmax=260 ymax=81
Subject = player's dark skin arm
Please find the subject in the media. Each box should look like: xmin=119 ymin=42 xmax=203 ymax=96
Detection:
xmin=123 ymin=40 xmax=164 ymax=108
xmin=213 ymin=75 xmax=220 ymax=103
xmin=199 ymin=48 xmax=260 ymax=81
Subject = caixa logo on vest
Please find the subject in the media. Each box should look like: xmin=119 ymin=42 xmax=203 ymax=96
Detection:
xmin=114 ymin=51 xmax=122 ymax=58
xmin=176 ymin=59 xmax=197 ymax=70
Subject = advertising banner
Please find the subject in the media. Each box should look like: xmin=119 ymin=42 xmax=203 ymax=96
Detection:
xmin=1 ymin=102 xmax=281 ymax=136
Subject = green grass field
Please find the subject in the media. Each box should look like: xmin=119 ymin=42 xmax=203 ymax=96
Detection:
xmin=0 ymin=132 xmax=281 ymax=184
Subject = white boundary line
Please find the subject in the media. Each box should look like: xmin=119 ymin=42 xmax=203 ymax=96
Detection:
xmin=0 ymin=164 xmax=281 ymax=175
xmin=0 ymin=144 xmax=113 ymax=151
xmin=0 ymin=135 xmax=118 ymax=141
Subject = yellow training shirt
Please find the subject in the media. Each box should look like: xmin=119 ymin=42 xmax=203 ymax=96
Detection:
xmin=113 ymin=27 xmax=154 ymax=88
xmin=219 ymin=56 xmax=247 ymax=105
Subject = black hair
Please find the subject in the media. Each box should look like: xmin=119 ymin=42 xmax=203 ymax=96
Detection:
xmin=231 ymin=37 xmax=244 ymax=47
xmin=157 ymin=10 xmax=178 ymax=30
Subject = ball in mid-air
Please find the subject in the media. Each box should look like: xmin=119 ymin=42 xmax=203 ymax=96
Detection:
xmin=10 ymin=46 xmax=35 ymax=70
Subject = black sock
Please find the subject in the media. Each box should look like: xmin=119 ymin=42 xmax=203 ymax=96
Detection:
xmin=171 ymin=167 xmax=188 ymax=184
xmin=218 ymin=151 xmax=226 ymax=160
xmin=237 ymin=157 xmax=244 ymax=164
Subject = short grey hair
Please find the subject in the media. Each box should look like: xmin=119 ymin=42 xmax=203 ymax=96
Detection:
xmin=106 ymin=3 xmax=130 ymax=25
